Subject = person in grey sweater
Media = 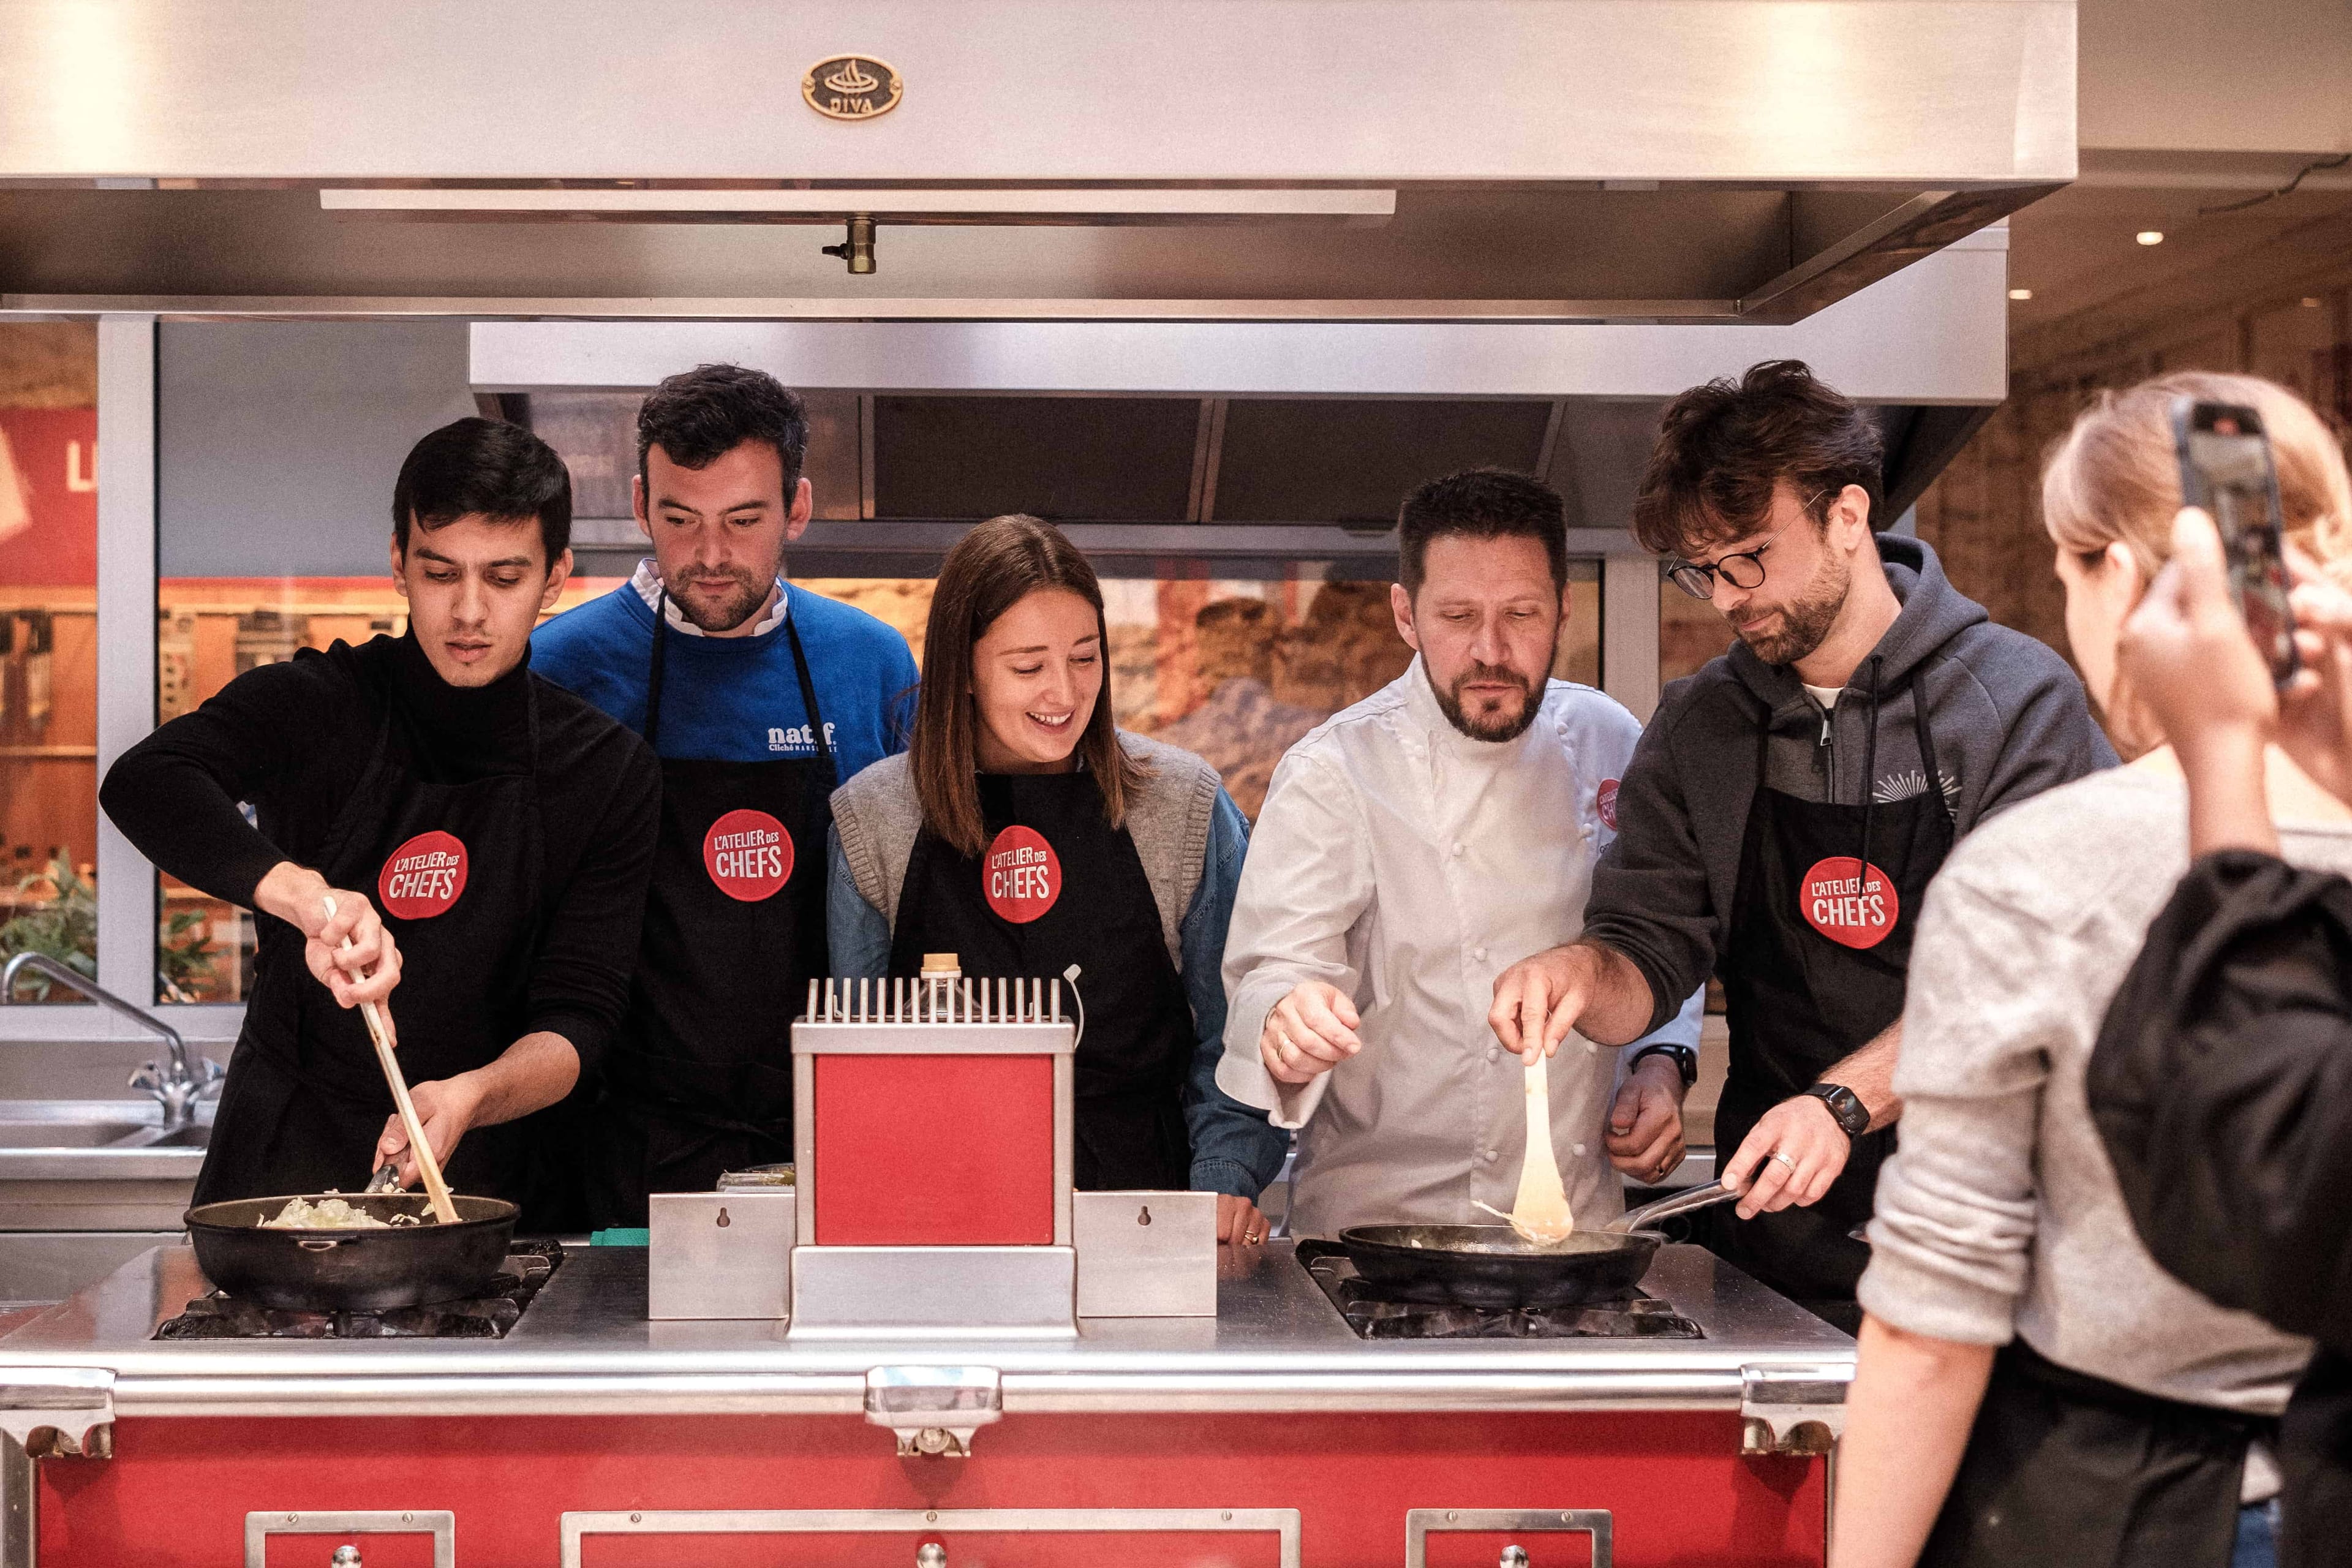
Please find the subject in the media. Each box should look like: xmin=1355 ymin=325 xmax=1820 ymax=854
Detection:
xmin=1831 ymin=371 xmax=2352 ymax=1568
xmin=1491 ymin=361 xmax=2113 ymax=1324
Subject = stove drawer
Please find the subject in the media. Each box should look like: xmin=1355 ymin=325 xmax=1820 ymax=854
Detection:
xmin=1408 ymin=1508 xmax=1612 ymax=1568
xmin=245 ymin=1509 xmax=453 ymax=1568
xmin=559 ymin=1506 xmax=1300 ymax=1568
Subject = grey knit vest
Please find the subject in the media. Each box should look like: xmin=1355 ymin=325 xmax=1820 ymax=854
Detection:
xmin=829 ymin=730 xmax=1222 ymax=970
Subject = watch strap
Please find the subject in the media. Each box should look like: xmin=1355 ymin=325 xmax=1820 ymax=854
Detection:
xmin=1804 ymin=1082 xmax=1870 ymax=1139
xmin=1627 ymin=1042 xmax=1698 ymax=1087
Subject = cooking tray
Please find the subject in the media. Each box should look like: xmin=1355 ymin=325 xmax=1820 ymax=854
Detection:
xmin=1336 ymin=1181 xmax=1738 ymax=1310
xmin=185 ymin=1192 xmax=519 ymax=1313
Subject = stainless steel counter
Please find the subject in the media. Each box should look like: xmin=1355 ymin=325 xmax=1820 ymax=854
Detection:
xmin=0 ymin=1241 xmax=1852 ymax=1420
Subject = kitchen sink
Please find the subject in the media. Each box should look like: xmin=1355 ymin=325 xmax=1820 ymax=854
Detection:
xmin=0 ymin=1121 xmax=154 ymax=1148
xmin=0 ymin=1106 xmax=211 ymax=1150
xmin=0 ymin=1099 xmax=215 ymax=1233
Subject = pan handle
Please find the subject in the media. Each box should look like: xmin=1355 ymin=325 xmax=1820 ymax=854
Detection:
xmin=1610 ymin=1179 xmax=1738 ymax=1234
xmin=296 ymin=1237 xmax=345 ymax=1252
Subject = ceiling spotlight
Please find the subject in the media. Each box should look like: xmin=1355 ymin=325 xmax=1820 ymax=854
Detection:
xmin=2136 ymin=230 xmax=2165 ymax=246
xmin=2008 ymin=287 xmax=2034 ymax=301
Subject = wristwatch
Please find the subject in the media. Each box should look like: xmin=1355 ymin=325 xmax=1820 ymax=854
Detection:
xmin=1627 ymin=1042 xmax=1698 ymax=1087
xmin=1803 ymin=1082 xmax=1871 ymax=1140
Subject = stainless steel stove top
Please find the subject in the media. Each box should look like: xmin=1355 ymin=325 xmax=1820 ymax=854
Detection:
xmin=1294 ymin=1240 xmax=1703 ymax=1341
xmin=153 ymin=1242 xmax=564 ymax=1341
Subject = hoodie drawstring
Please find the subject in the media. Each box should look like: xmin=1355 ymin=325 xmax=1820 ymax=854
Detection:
xmin=1856 ymin=654 xmax=1883 ymax=882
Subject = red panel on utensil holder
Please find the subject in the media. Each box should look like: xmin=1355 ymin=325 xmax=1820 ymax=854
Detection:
xmin=813 ymin=1054 xmax=1056 ymax=1245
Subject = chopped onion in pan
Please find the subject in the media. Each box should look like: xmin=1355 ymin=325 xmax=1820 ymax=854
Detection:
xmin=259 ymin=1194 xmax=426 ymax=1229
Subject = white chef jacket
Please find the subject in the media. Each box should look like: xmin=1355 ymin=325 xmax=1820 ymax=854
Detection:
xmin=1217 ymin=658 xmax=1705 ymax=1238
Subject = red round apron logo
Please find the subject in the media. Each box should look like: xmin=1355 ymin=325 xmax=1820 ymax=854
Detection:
xmin=1597 ymin=778 xmax=1621 ymax=831
xmin=703 ymin=809 xmax=792 ymax=902
xmin=377 ymin=831 xmax=468 ymax=920
xmin=984 ymin=824 xmax=1061 ymax=924
xmin=1800 ymin=856 xmax=1899 ymax=949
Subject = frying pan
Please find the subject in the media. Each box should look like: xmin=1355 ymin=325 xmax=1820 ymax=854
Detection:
xmin=1336 ymin=1181 xmax=1740 ymax=1310
xmin=184 ymin=1191 xmax=519 ymax=1312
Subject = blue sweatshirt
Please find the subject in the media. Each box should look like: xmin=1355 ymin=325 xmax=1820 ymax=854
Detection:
xmin=532 ymin=578 xmax=918 ymax=775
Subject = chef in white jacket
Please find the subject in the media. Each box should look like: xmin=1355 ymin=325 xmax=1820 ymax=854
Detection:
xmin=1218 ymin=469 xmax=1704 ymax=1238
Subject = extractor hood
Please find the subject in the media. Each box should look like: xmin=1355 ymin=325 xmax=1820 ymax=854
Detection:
xmin=0 ymin=0 xmax=2073 ymax=323
xmin=472 ymin=229 xmax=2011 ymax=572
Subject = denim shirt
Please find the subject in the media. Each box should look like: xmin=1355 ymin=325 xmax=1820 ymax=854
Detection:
xmin=826 ymin=788 xmax=1287 ymax=1200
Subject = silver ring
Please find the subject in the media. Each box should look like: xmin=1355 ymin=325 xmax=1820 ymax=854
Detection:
xmin=1769 ymin=1150 xmax=1798 ymax=1171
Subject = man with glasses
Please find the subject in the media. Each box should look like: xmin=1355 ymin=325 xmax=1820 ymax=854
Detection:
xmin=1491 ymin=361 xmax=2111 ymax=1327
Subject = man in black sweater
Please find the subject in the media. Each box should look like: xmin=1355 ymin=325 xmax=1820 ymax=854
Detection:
xmin=102 ymin=419 xmax=660 ymax=1226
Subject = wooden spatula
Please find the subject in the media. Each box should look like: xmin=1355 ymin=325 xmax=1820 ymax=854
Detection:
xmin=1507 ymin=1051 xmax=1575 ymax=1243
xmin=323 ymin=895 xmax=460 ymax=1225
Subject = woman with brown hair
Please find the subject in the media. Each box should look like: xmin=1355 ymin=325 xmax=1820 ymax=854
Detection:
xmin=826 ymin=515 xmax=1286 ymax=1242
xmin=1830 ymin=371 xmax=2352 ymax=1567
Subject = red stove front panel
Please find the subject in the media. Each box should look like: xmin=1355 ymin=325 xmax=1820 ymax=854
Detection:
xmin=811 ymin=1052 xmax=1057 ymax=1245
xmin=39 ymin=1410 xmax=1826 ymax=1566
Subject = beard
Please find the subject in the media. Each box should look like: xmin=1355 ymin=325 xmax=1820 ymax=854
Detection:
xmin=1430 ymin=659 xmax=1545 ymax=742
xmin=668 ymin=566 xmax=771 ymax=633
xmin=1733 ymin=549 xmax=1850 ymax=666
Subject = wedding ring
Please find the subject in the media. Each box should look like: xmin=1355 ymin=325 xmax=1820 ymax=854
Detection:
xmin=1770 ymin=1150 xmax=1798 ymax=1171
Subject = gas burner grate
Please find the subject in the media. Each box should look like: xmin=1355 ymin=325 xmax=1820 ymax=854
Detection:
xmin=154 ymin=1241 xmax=563 ymax=1340
xmin=1295 ymin=1240 xmax=1702 ymax=1341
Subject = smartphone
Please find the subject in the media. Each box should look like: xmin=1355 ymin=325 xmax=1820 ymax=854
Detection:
xmin=2173 ymin=398 xmax=2299 ymax=686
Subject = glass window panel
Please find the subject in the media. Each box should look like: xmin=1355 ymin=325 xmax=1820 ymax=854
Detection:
xmin=1660 ymin=568 xmax=1738 ymax=687
xmin=0 ymin=323 xmax=99 ymax=1002
xmin=802 ymin=561 xmax=1601 ymax=823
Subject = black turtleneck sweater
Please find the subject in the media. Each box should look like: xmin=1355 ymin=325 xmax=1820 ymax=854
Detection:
xmin=101 ymin=633 xmax=660 ymax=1070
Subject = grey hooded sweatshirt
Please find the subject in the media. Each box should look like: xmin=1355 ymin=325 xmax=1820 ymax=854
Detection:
xmin=1585 ymin=534 xmax=2117 ymax=1035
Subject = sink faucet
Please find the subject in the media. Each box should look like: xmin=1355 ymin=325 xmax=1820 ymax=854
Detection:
xmin=1 ymin=952 xmax=226 ymax=1129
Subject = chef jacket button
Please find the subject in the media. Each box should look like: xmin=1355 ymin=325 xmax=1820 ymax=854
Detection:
xmin=1485 ymin=1046 xmax=1500 ymax=1063
xmin=1482 ymin=1148 xmax=1500 ymax=1163
xmin=1585 ymin=1041 xmax=1599 ymax=1055
xmin=1472 ymin=946 xmax=1488 ymax=962
xmin=1451 ymin=841 xmax=1466 ymax=858
xmin=1572 ymin=1142 xmax=1588 ymax=1157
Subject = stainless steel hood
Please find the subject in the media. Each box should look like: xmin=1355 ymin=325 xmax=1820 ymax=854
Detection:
xmin=472 ymin=230 xmax=2010 ymax=570
xmin=0 ymin=0 xmax=2075 ymax=322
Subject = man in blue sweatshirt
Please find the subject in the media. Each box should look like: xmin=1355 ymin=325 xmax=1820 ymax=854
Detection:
xmin=1490 ymin=360 xmax=2113 ymax=1327
xmin=533 ymin=364 xmax=918 ymax=1226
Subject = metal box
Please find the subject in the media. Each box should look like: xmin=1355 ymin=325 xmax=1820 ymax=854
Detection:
xmin=647 ymin=1188 xmax=795 ymax=1320
xmin=1073 ymin=1190 xmax=1216 ymax=1317
xmin=789 ymin=975 xmax=1081 ymax=1337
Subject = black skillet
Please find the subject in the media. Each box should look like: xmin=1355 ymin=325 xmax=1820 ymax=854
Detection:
xmin=184 ymin=1191 xmax=519 ymax=1313
xmin=1336 ymin=1181 xmax=1739 ymax=1310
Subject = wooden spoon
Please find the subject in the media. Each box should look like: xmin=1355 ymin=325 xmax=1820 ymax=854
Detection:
xmin=323 ymin=895 xmax=460 ymax=1226
xmin=1506 ymin=1050 xmax=1575 ymax=1243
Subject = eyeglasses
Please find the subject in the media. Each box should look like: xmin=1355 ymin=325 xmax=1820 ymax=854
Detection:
xmin=1664 ymin=492 xmax=1826 ymax=601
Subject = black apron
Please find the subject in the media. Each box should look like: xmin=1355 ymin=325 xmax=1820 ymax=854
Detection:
xmin=1921 ymin=1338 xmax=2269 ymax=1567
xmin=1706 ymin=666 xmax=1954 ymax=1322
xmin=885 ymin=771 xmax=1194 ymax=1190
xmin=195 ymin=680 xmax=548 ymax=1216
xmin=582 ymin=594 xmax=836 ymax=1228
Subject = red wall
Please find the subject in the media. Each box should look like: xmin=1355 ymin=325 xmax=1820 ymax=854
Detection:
xmin=0 ymin=408 xmax=98 ymax=587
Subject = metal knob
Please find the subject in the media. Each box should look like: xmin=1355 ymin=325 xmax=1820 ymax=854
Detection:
xmin=1501 ymin=1547 xmax=1529 ymax=1568
xmin=916 ymin=1545 xmax=947 ymax=1568
xmin=331 ymin=1548 xmax=363 ymax=1567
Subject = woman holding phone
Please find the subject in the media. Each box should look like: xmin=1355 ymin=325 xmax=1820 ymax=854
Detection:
xmin=1829 ymin=372 xmax=2352 ymax=1568
xmin=826 ymin=514 xmax=1287 ymax=1244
